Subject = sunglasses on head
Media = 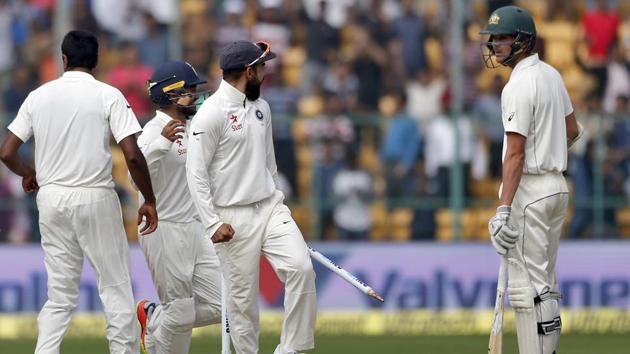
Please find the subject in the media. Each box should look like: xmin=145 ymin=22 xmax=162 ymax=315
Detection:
xmin=246 ymin=41 xmax=271 ymax=67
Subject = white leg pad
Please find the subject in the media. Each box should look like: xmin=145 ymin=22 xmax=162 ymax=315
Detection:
xmin=507 ymin=257 xmax=540 ymax=354
xmin=535 ymin=292 xmax=561 ymax=354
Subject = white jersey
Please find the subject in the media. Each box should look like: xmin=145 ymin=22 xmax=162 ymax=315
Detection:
xmin=501 ymin=53 xmax=573 ymax=174
xmin=137 ymin=111 xmax=197 ymax=223
xmin=8 ymin=71 xmax=141 ymax=188
xmin=186 ymin=80 xmax=279 ymax=236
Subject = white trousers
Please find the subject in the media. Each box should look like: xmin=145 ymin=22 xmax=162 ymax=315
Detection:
xmin=35 ymin=186 xmax=138 ymax=354
xmin=507 ymin=173 xmax=569 ymax=354
xmin=138 ymin=220 xmax=222 ymax=354
xmin=508 ymin=173 xmax=569 ymax=295
xmin=215 ymin=191 xmax=317 ymax=354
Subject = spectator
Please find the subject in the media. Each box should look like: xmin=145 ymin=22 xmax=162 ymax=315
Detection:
xmin=603 ymin=45 xmax=630 ymax=113
xmin=137 ymin=13 xmax=170 ymax=70
xmin=332 ymin=149 xmax=373 ymax=241
xmin=306 ymin=93 xmax=355 ymax=163
xmin=606 ymin=95 xmax=630 ymax=199
xmin=107 ymin=41 xmax=153 ymax=121
xmin=0 ymin=0 xmax=14 ymax=75
xmin=321 ymin=58 xmax=359 ymax=111
xmin=348 ymin=26 xmax=386 ymax=111
xmin=580 ymin=0 xmax=620 ymax=95
xmin=302 ymin=0 xmax=340 ymax=94
xmin=380 ymin=91 xmax=421 ymax=209
xmin=472 ymin=74 xmax=504 ymax=178
xmin=215 ymin=1 xmax=250 ymax=54
xmin=265 ymin=68 xmax=300 ymax=193
xmin=567 ymin=92 xmax=599 ymax=239
xmin=72 ymin=0 xmax=99 ymax=34
xmin=392 ymin=0 xmax=427 ymax=77
xmin=3 ymin=64 xmax=34 ymax=115
xmin=0 ymin=168 xmax=14 ymax=242
xmin=313 ymin=138 xmax=344 ymax=240
xmin=424 ymin=108 xmax=474 ymax=200
xmin=406 ymin=69 xmax=447 ymax=124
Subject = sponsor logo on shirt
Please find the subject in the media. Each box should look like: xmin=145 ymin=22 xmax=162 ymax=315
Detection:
xmin=230 ymin=114 xmax=242 ymax=131
xmin=507 ymin=112 xmax=515 ymax=122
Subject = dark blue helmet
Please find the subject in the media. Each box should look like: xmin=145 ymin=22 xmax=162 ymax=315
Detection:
xmin=148 ymin=61 xmax=207 ymax=107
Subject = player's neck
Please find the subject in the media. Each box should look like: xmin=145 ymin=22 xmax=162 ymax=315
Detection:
xmin=64 ymin=67 xmax=93 ymax=74
xmin=160 ymin=108 xmax=186 ymax=123
xmin=226 ymin=77 xmax=247 ymax=95
xmin=508 ymin=51 xmax=534 ymax=69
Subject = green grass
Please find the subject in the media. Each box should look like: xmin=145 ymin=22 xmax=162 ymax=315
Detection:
xmin=2 ymin=334 xmax=629 ymax=354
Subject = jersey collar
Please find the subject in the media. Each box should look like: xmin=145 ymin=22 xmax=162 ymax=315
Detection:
xmin=155 ymin=110 xmax=174 ymax=125
xmin=62 ymin=71 xmax=95 ymax=80
xmin=218 ymin=79 xmax=246 ymax=106
xmin=511 ymin=53 xmax=539 ymax=76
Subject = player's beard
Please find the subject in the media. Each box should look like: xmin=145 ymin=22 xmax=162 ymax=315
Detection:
xmin=177 ymin=105 xmax=197 ymax=119
xmin=245 ymin=76 xmax=263 ymax=101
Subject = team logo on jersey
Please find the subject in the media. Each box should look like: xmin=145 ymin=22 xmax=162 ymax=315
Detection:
xmin=489 ymin=13 xmax=500 ymax=25
xmin=507 ymin=111 xmax=515 ymax=122
xmin=255 ymin=109 xmax=264 ymax=121
xmin=229 ymin=114 xmax=239 ymax=124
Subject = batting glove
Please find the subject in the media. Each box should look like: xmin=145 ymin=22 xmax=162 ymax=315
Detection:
xmin=488 ymin=205 xmax=519 ymax=255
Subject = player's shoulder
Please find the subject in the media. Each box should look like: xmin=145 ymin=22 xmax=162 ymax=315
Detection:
xmin=92 ymin=80 xmax=127 ymax=100
xmin=28 ymin=78 xmax=63 ymax=98
xmin=256 ymin=97 xmax=271 ymax=112
xmin=538 ymin=60 xmax=564 ymax=81
xmin=191 ymin=93 xmax=226 ymax=128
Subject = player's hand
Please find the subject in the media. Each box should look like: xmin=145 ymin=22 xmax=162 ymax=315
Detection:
xmin=488 ymin=205 xmax=519 ymax=255
xmin=138 ymin=201 xmax=158 ymax=235
xmin=211 ymin=223 xmax=234 ymax=243
xmin=22 ymin=167 xmax=39 ymax=193
xmin=161 ymin=120 xmax=185 ymax=142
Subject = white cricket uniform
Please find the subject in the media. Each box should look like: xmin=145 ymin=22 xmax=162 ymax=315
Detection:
xmin=136 ymin=111 xmax=222 ymax=354
xmin=500 ymin=53 xmax=571 ymax=354
xmin=186 ymin=80 xmax=316 ymax=354
xmin=8 ymin=71 xmax=141 ymax=354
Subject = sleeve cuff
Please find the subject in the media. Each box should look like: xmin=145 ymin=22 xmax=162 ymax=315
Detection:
xmin=206 ymin=222 xmax=223 ymax=241
xmin=8 ymin=125 xmax=29 ymax=143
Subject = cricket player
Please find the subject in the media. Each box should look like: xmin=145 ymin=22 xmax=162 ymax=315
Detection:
xmin=186 ymin=41 xmax=317 ymax=354
xmin=0 ymin=30 xmax=158 ymax=354
xmin=134 ymin=61 xmax=223 ymax=354
xmin=480 ymin=6 xmax=583 ymax=354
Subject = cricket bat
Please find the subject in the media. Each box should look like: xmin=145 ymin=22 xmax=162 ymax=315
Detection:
xmin=488 ymin=256 xmax=508 ymax=354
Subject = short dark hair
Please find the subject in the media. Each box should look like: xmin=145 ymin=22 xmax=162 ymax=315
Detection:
xmin=61 ymin=30 xmax=98 ymax=70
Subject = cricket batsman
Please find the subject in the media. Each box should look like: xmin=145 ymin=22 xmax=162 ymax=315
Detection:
xmin=0 ymin=30 xmax=158 ymax=354
xmin=186 ymin=41 xmax=317 ymax=354
xmin=480 ymin=6 xmax=583 ymax=354
xmin=134 ymin=61 xmax=224 ymax=354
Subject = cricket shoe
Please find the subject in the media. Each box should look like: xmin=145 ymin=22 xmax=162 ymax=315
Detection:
xmin=136 ymin=299 xmax=156 ymax=354
xmin=273 ymin=345 xmax=300 ymax=354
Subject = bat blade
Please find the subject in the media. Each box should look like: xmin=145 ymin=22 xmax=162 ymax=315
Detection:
xmin=488 ymin=287 xmax=505 ymax=353
xmin=488 ymin=257 xmax=508 ymax=354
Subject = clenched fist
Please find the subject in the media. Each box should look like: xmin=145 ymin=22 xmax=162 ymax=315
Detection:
xmin=161 ymin=119 xmax=185 ymax=142
xmin=212 ymin=223 xmax=235 ymax=243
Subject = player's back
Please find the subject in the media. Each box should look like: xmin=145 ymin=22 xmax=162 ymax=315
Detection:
xmin=502 ymin=54 xmax=573 ymax=174
xmin=12 ymin=71 xmax=139 ymax=189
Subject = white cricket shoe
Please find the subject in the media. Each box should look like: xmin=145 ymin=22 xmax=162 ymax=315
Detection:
xmin=273 ymin=345 xmax=299 ymax=354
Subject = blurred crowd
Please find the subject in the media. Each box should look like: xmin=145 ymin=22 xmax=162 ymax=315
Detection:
xmin=0 ymin=0 xmax=629 ymax=243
